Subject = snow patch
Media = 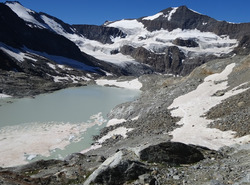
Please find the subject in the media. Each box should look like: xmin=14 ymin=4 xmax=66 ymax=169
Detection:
xmin=51 ymin=75 xmax=90 ymax=83
xmin=106 ymin=118 xmax=126 ymax=127
xmin=47 ymin=63 xmax=56 ymax=70
xmin=80 ymin=144 xmax=102 ymax=154
xmin=0 ymin=94 xmax=11 ymax=98
xmin=6 ymin=2 xmax=45 ymax=28
xmin=143 ymin=12 xmax=163 ymax=20
xmin=84 ymin=151 xmax=123 ymax=185
xmin=108 ymin=19 xmax=144 ymax=33
xmin=166 ymin=7 xmax=178 ymax=21
xmin=0 ymin=43 xmax=25 ymax=62
xmin=23 ymin=47 xmax=98 ymax=72
xmin=41 ymin=15 xmax=66 ymax=34
xmin=98 ymin=127 xmax=133 ymax=144
xmin=189 ymin=8 xmax=203 ymax=15
xmin=168 ymin=63 xmax=250 ymax=150
xmin=96 ymin=78 xmax=142 ymax=90
xmin=25 ymin=154 xmax=37 ymax=161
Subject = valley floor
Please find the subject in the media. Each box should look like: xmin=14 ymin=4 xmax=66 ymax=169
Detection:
xmin=0 ymin=54 xmax=249 ymax=185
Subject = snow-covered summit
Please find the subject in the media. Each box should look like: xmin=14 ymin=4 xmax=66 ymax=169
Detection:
xmin=5 ymin=1 xmax=46 ymax=28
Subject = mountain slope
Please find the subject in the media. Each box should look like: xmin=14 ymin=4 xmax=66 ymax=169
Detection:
xmin=5 ymin=2 xmax=250 ymax=76
xmin=1 ymin=1 xmax=250 ymax=97
xmin=89 ymin=6 xmax=250 ymax=74
xmin=0 ymin=2 xmax=134 ymax=97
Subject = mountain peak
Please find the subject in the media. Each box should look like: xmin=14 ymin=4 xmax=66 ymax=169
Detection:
xmin=5 ymin=1 xmax=22 ymax=5
xmin=139 ymin=5 xmax=213 ymax=32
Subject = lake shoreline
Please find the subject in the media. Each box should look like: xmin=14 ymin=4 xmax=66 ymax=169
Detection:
xmin=0 ymin=81 xmax=141 ymax=167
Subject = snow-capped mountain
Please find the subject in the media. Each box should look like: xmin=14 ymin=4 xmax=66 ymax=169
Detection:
xmin=80 ymin=6 xmax=250 ymax=74
xmin=1 ymin=2 xmax=136 ymax=89
xmin=7 ymin=1 xmax=248 ymax=75
xmin=1 ymin=1 xmax=250 ymax=82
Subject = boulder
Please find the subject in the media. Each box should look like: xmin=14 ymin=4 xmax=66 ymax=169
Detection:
xmin=84 ymin=151 xmax=150 ymax=185
xmin=139 ymin=142 xmax=204 ymax=165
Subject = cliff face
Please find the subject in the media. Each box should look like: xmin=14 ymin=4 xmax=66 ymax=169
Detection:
xmin=72 ymin=24 xmax=127 ymax=44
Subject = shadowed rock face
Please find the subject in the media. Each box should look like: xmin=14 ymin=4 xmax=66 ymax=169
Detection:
xmin=139 ymin=142 xmax=205 ymax=165
xmin=0 ymin=4 xmax=85 ymax=62
xmin=173 ymin=38 xmax=199 ymax=48
xmin=234 ymin=35 xmax=250 ymax=55
xmin=0 ymin=50 xmax=22 ymax=71
xmin=73 ymin=24 xmax=127 ymax=44
xmin=120 ymin=45 xmax=186 ymax=74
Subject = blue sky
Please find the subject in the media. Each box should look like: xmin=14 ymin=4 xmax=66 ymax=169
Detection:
xmin=1 ymin=0 xmax=250 ymax=25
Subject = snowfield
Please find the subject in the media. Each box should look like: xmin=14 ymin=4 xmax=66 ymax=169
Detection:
xmin=168 ymin=63 xmax=250 ymax=150
xmin=96 ymin=78 xmax=142 ymax=90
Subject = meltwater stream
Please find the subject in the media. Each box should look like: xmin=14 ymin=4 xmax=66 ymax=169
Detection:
xmin=0 ymin=86 xmax=140 ymax=167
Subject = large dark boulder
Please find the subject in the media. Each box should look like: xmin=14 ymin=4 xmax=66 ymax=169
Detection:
xmin=139 ymin=142 xmax=204 ymax=165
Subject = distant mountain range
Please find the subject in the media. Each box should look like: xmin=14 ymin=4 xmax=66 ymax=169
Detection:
xmin=0 ymin=1 xmax=250 ymax=96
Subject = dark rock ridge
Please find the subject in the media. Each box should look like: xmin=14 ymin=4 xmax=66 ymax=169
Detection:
xmin=73 ymin=24 xmax=127 ymax=44
xmin=0 ymin=3 xmax=83 ymax=62
xmin=139 ymin=6 xmax=250 ymax=39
